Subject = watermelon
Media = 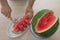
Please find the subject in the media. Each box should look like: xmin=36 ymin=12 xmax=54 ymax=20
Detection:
xmin=32 ymin=9 xmax=59 ymax=38
xmin=12 ymin=15 xmax=30 ymax=34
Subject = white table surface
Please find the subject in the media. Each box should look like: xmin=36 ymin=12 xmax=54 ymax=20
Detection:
xmin=0 ymin=0 xmax=60 ymax=40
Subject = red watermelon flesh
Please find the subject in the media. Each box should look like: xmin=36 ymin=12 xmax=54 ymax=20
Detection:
xmin=23 ymin=15 xmax=30 ymax=21
xmin=18 ymin=25 xmax=25 ymax=32
xmin=14 ymin=27 xmax=20 ymax=32
xmin=13 ymin=15 xmax=30 ymax=32
xmin=13 ymin=18 xmax=23 ymax=31
xmin=36 ymin=11 xmax=56 ymax=31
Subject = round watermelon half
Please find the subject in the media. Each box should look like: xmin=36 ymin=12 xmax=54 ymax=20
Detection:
xmin=32 ymin=9 xmax=59 ymax=38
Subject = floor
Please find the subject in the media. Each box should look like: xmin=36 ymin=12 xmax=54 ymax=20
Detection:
xmin=0 ymin=0 xmax=60 ymax=40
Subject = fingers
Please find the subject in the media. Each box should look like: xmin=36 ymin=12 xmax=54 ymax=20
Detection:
xmin=25 ymin=9 xmax=28 ymax=15
xmin=1 ymin=10 xmax=8 ymax=17
xmin=25 ymin=12 xmax=33 ymax=20
xmin=25 ymin=9 xmax=33 ymax=15
xmin=25 ymin=8 xmax=34 ymax=20
xmin=8 ymin=17 xmax=13 ymax=21
xmin=1 ymin=11 xmax=11 ymax=18
xmin=1 ymin=4 xmax=12 ymax=18
xmin=7 ymin=10 xmax=11 ymax=18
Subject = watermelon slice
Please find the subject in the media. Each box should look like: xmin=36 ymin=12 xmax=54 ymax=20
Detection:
xmin=32 ymin=9 xmax=59 ymax=37
xmin=12 ymin=15 xmax=30 ymax=34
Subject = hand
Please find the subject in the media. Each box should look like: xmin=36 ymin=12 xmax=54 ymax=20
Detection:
xmin=1 ymin=4 xmax=12 ymax=18
xmin=25 ymin=6 xmax=33 ymax=20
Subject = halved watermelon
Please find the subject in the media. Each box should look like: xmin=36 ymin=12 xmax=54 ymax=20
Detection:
xmin=12 ymin=15 xmax=30 ymax=34
xmin=32 ymin=9 xmax=59 ymax=37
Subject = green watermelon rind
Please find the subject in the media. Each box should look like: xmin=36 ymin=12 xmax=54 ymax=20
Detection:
xmin=35 ymin=18 xmax=59 ymax=37
xmin=32 ymin=9 xmax=59 ymax=37
xmin=32 ymin=9 xmax=50 ymax=32
xmin=35 ymin=11 xmax=54 ymax=33
xmin=12 ymin=26 xmax=28 ymax=34
xmin=35 ymin=16 xmax=58 ymax=33
xmin=12 ymin=30 xmax=22 ymax=34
